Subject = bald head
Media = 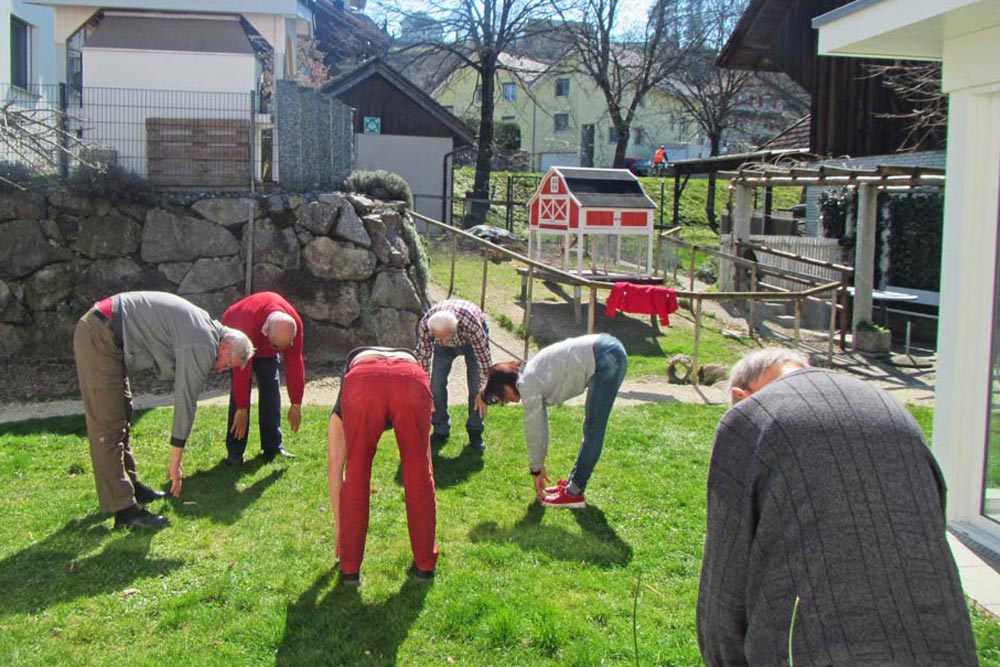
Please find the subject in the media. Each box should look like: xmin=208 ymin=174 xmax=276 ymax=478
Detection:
xmin=263 ymin=311 xmax=297 ymax=350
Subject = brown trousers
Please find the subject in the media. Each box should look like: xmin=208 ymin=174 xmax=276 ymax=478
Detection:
xmin=73 ymin=308 xmax=139 ymax=513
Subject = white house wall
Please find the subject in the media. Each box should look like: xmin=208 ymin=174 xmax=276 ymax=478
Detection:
xmin=2 ymin=0 xmax=58 ymax=86
xmin=354 ymin=134 xmax=453 ymax=223
xmin=80 ymin=48 xmax=255 ymax=177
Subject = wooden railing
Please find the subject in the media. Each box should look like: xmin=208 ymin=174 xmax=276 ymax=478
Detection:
xmin=412 ymin=212 xmax=843 ymax=379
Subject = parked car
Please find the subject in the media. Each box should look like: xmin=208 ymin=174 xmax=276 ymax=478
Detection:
xmin=623 ymin=157 xmax=651 ymax=176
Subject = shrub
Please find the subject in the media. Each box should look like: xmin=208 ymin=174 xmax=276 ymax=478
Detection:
xmin=695 ymin=256 xmax=719 ymax=284
xmin=0 ymin=161 xmax=35 ymax=191
xmin=66 ymin=163 xmax=153 ymax=204
xmin=343 ymin=169 xmax=414 ymax=209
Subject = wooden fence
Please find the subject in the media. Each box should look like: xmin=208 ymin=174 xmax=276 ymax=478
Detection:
xmin=146 ymin=118 xmax=249 ymax=187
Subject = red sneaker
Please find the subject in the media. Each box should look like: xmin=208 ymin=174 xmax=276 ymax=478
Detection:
xmin=544 ymin=479 xmax=568 ymax=495
xmin=541 ymin=486 xmax=586 ymax=509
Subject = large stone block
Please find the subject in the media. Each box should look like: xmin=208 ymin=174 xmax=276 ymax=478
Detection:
xmin=185 ymin=287 xmax=242 ymax=319
xmin=333 ymin=200 xmax=371 ymax=248
xmin=363 ymin=214 xmax=409 ymax=268
xmin=295 ymin=281 xmax=360 ymax=327
xmin=345 ymin=193 xmax=376 ymax=216
xmin=252 ymin=262 xmax=285 ymax=292
xmin=48 ymin=190 xmax=110 ymax=217
xmin=0 ymin=191 xmax=45 ymax=221
xmin=0 ymin=324 xmax=27 ymax=359
xmin=295 ymin=200 xmax=339 ymax=235
xmin=23 ymin=262 xmax=77 ymax=311
xmin=303 ymin=237 xmax=376 ymax=281
xmin=371 ymin=308 xmax=419 ymax=348
xmin=0 ymin=219 xmax=73 ymax=280
xmin=370 ymin=270 xmax=422 ymax=312
xmin=178 ymin=256 xmax=244 ymax=294
xmin=76 ymin=258 xmax=170 ymax=304
xmin=141 ymin=208 xmax=239 ymax=263
xmin=158 ymin=262 xmax=193 ymax=285
xmin=73 ymin=212 xmax=142 ymax=258
xmin=243 ymin=219 xmax=300 ymax=269
xmin=301 ymin=320 xmax=364 ymax=363
xmin=0 ymin=280 xmax=30 ymax=324
xmin=25 ymin=311 xmax=76 ymax=360
xmin=192 ymin=197 xmax=255 ymax=228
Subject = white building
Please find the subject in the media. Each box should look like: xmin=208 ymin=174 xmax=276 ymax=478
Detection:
xmin=24 ymin=0 xmax=315 ymax=184
xmin=2 ymin=0 xmax=57 ymax=89
xmin=814 ymin=0 xmax=1000 ymax=551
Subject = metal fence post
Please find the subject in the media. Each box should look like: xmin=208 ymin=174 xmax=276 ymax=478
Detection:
xmin=480 ymin=249 xmax=489 ymax=311
xmin=245 ymin=90 xmax=257 ymax=296
xmin=692 ymin=297 xmax=703 ymax=386
xmin=57 ymin=83 xmax=69 ymax=180
xmin=523 ymin=265 xmax=535 ymax=361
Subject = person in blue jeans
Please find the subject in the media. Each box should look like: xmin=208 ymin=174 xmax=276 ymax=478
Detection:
xmin=480 ymin=334 xmax=627 ymax=508
xmin=414 ymin=300 xmax=493 ymax=451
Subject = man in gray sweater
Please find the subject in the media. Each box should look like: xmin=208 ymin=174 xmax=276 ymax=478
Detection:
xmin=74 ymin=292 xmax=254 ymax=529
xmin=698 ymin=348 xmax=978 ymax=666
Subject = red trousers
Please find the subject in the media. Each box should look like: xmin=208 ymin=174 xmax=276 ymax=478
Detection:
xmin=339 ymin=358 xmax=438 ymax=574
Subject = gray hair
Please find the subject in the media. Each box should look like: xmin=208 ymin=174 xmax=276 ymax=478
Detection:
xmin=729 ymin=348 xmax=809 ymax=391
xmin=427 ymin=310 xmax=458 ymax=335
xmin=220 ymin=327 xmax=255 ymax=368
xmin=263 ymin=311 xmax=297 ymax=337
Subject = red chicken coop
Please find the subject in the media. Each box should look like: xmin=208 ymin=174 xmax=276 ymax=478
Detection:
xmin=526 ymin=167 xmax=658 ymax=276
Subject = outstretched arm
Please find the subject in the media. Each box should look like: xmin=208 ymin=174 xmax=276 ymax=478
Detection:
xmin=327 ymin=413 xmax=346 ymax=558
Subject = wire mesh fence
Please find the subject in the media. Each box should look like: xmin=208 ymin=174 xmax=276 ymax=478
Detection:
xmin=1 ymin=83 xmax=258 ymax=187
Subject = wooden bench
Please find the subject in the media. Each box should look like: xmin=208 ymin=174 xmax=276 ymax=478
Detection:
xmin=883 ymin=285 xmax=939 ymax=352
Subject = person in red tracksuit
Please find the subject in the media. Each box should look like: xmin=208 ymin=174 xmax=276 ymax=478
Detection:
xmin=327 ymin=347 xmax=438 ymax=587
xmin=221 ymin=292 xmax=305 ymax=465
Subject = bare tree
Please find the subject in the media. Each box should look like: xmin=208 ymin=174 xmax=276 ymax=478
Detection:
xmin=867 ymin=61 xmax=946 ymax=151
xmin=553 ymin=0 xmax=692 ymax=168
xmin=383 ymin=0 xmax=550 ymax=227
xmin=666 ymin=0 xmax=754 ymax=229
xmin=0 ymin=99 xmax=95 ymax=189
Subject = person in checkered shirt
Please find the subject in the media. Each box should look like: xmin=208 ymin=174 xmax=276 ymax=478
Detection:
xmin=414 ymin=299 xmax=492 ymax=451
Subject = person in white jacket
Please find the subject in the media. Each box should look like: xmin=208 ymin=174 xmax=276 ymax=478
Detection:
xmin=481 ymin=334 xmax=627 ymax=508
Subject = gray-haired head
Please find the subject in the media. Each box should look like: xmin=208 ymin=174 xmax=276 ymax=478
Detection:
xmin=220 ymin=326 xmax=255 ymax=369
xmin=729 ymin=348 xmax=809 ymax=404
xmin=262 ymin=311 xmax=297 ymax=350
xmin=427 ymin=310 xmax=459 ymax=342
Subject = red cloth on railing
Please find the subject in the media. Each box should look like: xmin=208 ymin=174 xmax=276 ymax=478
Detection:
xmin=605 ymin=283 xmax=679 ymax=325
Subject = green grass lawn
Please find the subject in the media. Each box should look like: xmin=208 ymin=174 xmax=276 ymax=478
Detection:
xmin=3 ymin=404 xmax=1000 ymax=666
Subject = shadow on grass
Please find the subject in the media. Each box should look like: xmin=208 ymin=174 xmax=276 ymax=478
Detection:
xmin=394 ymin=440 xmax=485 ymax=489
xmin=275 ymin=568 xmax=430 ymax=666
xmin=468 ymin=501 xmax=633 ymax=568
xmin=0 ymin=514 xmax=183 ymax=615
xmin=527 ymin=302 xmax=664 ymax=357
xmin=168 ymin=457 xmax=286 ymax=525
xmin=0 ymin=412 xmax=88 ymax=437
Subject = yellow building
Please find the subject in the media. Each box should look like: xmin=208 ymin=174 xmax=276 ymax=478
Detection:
xmin=432 ymin=52 xmax=693 ymax=171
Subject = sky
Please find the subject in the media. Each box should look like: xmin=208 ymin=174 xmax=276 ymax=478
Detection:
xmin=368 ymin=0 xmax=656 ymax=38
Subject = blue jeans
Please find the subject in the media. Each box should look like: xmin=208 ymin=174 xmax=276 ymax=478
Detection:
xmin=430 ymin=324 xmax=489 ymax=443
xmin=569 ymin=334 xmax=627 ymax=492
xmin=226 ymin=355 xmax=283 ymax=460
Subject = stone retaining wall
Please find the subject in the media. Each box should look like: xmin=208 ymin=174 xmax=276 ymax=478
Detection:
xmin=0 ymin=188 xmax=430 ymax=362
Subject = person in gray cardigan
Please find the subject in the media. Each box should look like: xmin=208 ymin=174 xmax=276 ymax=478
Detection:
xmin=74 ymin=291 xmax=254 ymax=529
xmin=698 ymin=348 xmax=978 ymax=666
xmin=481 ymin=333 xmax=627 ymax=508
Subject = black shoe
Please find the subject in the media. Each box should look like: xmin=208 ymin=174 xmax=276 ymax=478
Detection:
xmin=223 ymin=456 xmax=244 ymax=467
xmin=408 ymin=564 xmax=435 ymax=582
xmin=114 ymin=506 xmax=169 ymax=530
xmin=430 ymin=433 xmax=449 ymax=447
xmin=261 ymin=448 xmax=295 ymax=462
xmin=467 ymin=439 xmax=486 ymax=452
xmin=133 ymin=481 xmax=166 ymax=503
xmin=339 ymin=571 xmax=361 ymax=587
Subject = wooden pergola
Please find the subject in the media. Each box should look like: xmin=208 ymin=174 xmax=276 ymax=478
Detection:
xmin=720 ymin=163 xmax=946 ymax=336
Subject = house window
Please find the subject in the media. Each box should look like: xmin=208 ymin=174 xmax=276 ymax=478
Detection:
xmin=632 ymin=127 xmax=643 ymax=146
xmin=502 ymin=83 xmax=516 ymax=101
xmin=501 ymin=115 xmax=516 ymax=122
xmin=608 ymin=126 xmax=618 ymax=144
xmin=555 ymin=78 xmax=570 ymax=97
xmin=554 ymin=113 xmax=569 ymax=134
xmin=474 ymin=85 xmax=482 ymax=104
xmin=10 ymin=17 xmax=32 ymax=90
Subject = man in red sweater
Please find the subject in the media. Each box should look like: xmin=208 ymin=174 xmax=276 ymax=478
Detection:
xmin=221 ymin=292 xmax=305 ymax=465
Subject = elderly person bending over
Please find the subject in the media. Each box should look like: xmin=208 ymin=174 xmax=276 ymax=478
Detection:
xmin=328 ymin=347 xmax=438 ymax=587
xmin=481 ymin=333 xmax=627 ymax=509
xmin=73 ymin=291 xmax=254 ymax=529
xmin=697 ymin=348 xmax=977 ymax=666
xmin=414 ymin=299 xmax=492 ymax=451
xmin=221 ymin=292 xmax=305 ymax=465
